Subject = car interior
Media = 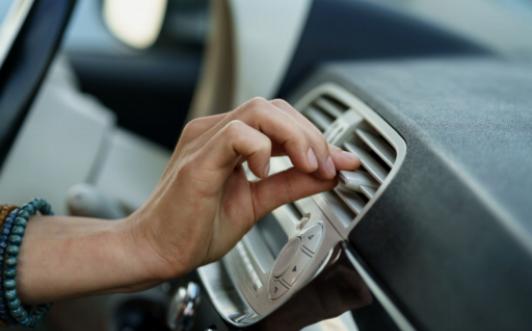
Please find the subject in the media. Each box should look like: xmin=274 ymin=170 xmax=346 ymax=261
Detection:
xmin=0 ymin=0 xmax=531 ymax=330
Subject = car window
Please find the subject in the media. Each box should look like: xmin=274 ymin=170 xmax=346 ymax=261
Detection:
xmin=371 ymin=0 xmax=532 ymax=58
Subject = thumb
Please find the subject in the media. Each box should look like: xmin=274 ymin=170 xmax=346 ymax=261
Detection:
xmin=250 ymin=168 xmax=337 ymax=219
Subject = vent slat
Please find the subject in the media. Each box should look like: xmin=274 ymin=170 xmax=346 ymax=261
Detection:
xmin=305 ymin=107 xmax=333 ymax=131
xmin=314 ymin=98 xmax=344 ymax=118
xmin=338 ymin=170 xmax=378 ymax=193
xmin=333 ymin=189 xmax=365 ymax=215
xmin=360 ymin=185 xmax=377 ymax=200
xmin=356 ymin=129 xmax=395 ymax=167
xmin=286 ymin=203 xmax=303 ymax=221
xmin=297 ymin=88 xmax=402 ymax=229
xmin=343 ymin=142 xmax=388 ymax=183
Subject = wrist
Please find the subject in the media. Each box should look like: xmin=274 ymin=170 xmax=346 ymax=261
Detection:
xmin=121 ymin=212 xmax=187 ymax=283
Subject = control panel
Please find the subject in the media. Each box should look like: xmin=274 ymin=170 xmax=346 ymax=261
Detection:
xmin=198 ymin=83 xmax=406 ymax=327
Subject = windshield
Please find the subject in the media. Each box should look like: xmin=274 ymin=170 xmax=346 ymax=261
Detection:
xmin=373 ymin=0 xmax=532 ymax=58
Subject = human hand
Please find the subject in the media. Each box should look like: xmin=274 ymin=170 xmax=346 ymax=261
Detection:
xmin=129 ymin=98 xmax=360 ymax=280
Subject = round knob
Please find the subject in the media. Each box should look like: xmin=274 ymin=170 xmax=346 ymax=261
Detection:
xmin=167 ymin=282 xmax=201 ymax=331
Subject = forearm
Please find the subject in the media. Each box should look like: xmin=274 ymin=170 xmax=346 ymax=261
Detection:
xmin=16 ymin=216 xmax=165 ymax=304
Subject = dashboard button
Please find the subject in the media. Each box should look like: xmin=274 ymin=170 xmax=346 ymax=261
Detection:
xmin=271 ymin=238 xmax=301 ymax=278
xmin=281 ymin=250 xmax=312 ymax=286
xmin=269 ymin=280 xmax=289 ymax=300
xmin=300 ymin=223 xmax=323 ymax=253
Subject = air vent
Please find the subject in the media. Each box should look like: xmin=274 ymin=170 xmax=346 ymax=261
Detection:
xmin=303 ymin=94 xmax=349 ymax=132
xmin=330 ymin=126 xmax=396 ymax=226
xmin=285 ymin=202 xmax=304 ymax=222
xmin=297 ymin=83 xmax=406 ymax=231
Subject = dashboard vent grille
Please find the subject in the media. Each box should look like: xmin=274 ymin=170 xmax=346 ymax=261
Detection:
xmin=331 ymin=127 xmax=396 ymax=226
xmin=298 ymin=84 xmax=405 ymax=230
xmin=303 ymin=94 xmax=349 ymax=132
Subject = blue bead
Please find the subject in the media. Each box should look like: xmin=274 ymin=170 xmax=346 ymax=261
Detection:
xmin=2 ymin=228 xmax=10 ymax=235
xmin=5 ymin=257 xmax=16 ymax=266
xmin=0 ymin=242 xmax=6 ymax=248
xmin=5 ymin=290 xmax=16 ymax=300
xmin=8 ymin=235 xmax=21 ymax=244
xmin=4 ymin=279 xmax=15 ymax=290
xmin=6 ymin=245 xmax=19 ymax=255
xmin=17 ymin=210 xmax=29 ymax=219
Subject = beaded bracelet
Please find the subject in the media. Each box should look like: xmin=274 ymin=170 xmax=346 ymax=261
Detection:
xmin=2 ymin=198 xmax=53 ymax=327
xmin=0 ymin=205 xmax=18 ymax=325
xmin=0 ymin=207 xmax=19 ymax=324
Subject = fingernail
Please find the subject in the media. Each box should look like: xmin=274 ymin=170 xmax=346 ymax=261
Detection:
xmin=263 ymin=162 xmax=270 ymax=178
xmin=307 ymin=148 xmax=318 ymax=170
xmin=342 ymin=150 xmax=360 ymax=163
xmin=324 ymin=156 xmax=336 ymax=178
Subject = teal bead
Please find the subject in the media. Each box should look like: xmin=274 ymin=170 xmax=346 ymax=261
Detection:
xmin=19 ymin=317 xmax=30 ymax=326
xmin=23 ymin=204 xmax=35 ymax=214
xmin=11 ymin=306 xmax=23 ymax=318
xmin=14 ymin=217 xmax=27 ymax=227
xmin=7 ymin=244 xmax=20 ymax=255
xmin=5 ymin=289 xmax=16 ymax=300
xmin=5 ymin=257 xmax=17 ymax=266
xmin=8 ymin=234 xmax=22 ymax=244
xmin=4 ymin=267 xmax=16 ymax=278
xmin=10 ymin=226 xmax=24 ymax=236
xmin=7 ymin=298 xmax=20 ymax=309
xmin=4 ymin=279 xmax=16 ymax=289
xmin=1 ymin=199 xmax=54 ymax=327
xmin=18 ymin=210 xmax=29 ymax=219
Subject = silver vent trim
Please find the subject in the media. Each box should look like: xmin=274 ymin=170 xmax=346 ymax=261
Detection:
xmin=295 ymin=83 xmax=407 ymax=237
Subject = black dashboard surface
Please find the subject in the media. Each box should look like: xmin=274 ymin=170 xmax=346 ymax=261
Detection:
xmin=291 ymin=58 xmax=532 ymax=331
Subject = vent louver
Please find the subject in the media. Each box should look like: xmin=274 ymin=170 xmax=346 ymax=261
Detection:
xmin=299 ymin=84 xmax=406 ymax=230
xmin=304 ymin=94 xmax=349 ymax=132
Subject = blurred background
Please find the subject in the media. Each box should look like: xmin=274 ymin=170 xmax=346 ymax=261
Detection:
xmin=0 ymin=1 xmax=531 ymax=331
xmin=2 ymin=0 xmax=532 ymax=150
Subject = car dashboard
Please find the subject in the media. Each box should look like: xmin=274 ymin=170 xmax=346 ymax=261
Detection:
xmin=199 ymin=82 xmax=406 ymax=326
xmin=198 ymin=57 xmax=532 ymax=331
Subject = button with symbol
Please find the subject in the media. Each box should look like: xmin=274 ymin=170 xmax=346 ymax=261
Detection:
xmin=269 ymin=280 xmax=289 ymax=300
xmin=300 ymin=223 xmax=323 ymax=253
xmin=281 ymin=251 xmax=312 ymax=286
xmin=271 ymin=238 xmax=301 ymax=278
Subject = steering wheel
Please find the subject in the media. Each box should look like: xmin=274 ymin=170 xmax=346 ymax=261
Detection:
xmin=0 ymin=0 xmax=76 ymax=169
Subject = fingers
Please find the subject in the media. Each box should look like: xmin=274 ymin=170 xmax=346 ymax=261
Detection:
xmin=199 ymin=120 xmax=272 ymax=179
xmin=250 ymin=168 xmax=337 ymax=219
xmin=234 ymin=98 xmax=322 ymax=175
xmin=270 ymin=99 xmax=335 ymax=178
xmin=179 ymin=97 xmax=360 ymax=188
xmin=330 ymin=145 xmax=361 ymax=170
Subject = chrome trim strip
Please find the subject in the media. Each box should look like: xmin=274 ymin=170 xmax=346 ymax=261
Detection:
xmin=344 ymin=244 xmax=416 ymax=331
